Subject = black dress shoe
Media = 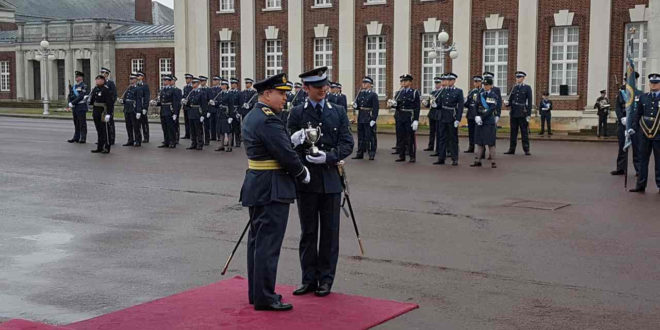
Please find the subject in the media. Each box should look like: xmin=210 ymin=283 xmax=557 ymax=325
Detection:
xmin=122 ymin=142 xmax=134 ymax=147
xmin=293 ymin=283 xmax=317 ymax=296
xmin=391 ymin=151 xmax=399 ymax=155
xmin=169 ymin=144 xmax=176 ymax=148
xmin=538 ymin=132 xmax=544 ymax=135
xmin=391 ymin=146 xmax=397 ymax=150
xmin=215 ymin=147 xmax=225 ymax=152
xmin=470 ymin=162 xmax=482 ymax=167
xmin=186 ymin=146 xmax=196 ymax=150
xmin=134 ymin=143 xmax=141 ymax=147
xmin=451 ymin=160 xmax=458 ymax=166
xmin=409 ymin=158 xmax=416 ymax=163
xmin=430 ymin=153 xmax=439 ymax=157
xmin=91 ymin=149 xmax=102 ymax=153
xmin=157 ymin=144 xmax=169 ymax=148
xmin=464 ymin=149 xmax=474 ymax=153
xmin=395 ymin=158 xmax=406 ymax=162
xmin=196 ymin=147 xmax=203 ymax=150
xmin=182 ymin=136 xmax=190 ymax=139
xmin=504 ymin=150 xmax=515 ymax=155
xmin=524 ymin=151 xmax=531 ymax=156
xmin=67 ymin=139 xmax=78 ymax=143
xmin=433 ymin=161 xmax=445 ymax=165
xmin=629 ymin=187 xmax=645 ymax=193
xmin=548 ymin=132 xmax=553 ymax=135
xmin=423 ymin=147 xmax=433 ymax=151
xmin=78 ymin=140 xmax=86 ymax=144
xmin=254 ymin=301 xmax=293 ymax=311
xmin=225 ymin=148 xmax=232 ymax=152
xmin=352 ymin=155 xmax=364 ymax=160
xmin=315 ymin=283 xmax=331 ymax=297
xmin=101 ymin=149 xmax=110 ymax=154
xmin=368 ymin=156 xmax=375 ymax=160
xmin=143 ymin=139 xmax=149 ymax=143
xmin=610 ymin=170 xmax=625 ymax=175
xmin=491 ymin=163 xmax=497 ymax=168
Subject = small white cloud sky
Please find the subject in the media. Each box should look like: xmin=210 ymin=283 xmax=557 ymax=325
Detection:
xmin=154 ymin=0 xmax=173 ymax=9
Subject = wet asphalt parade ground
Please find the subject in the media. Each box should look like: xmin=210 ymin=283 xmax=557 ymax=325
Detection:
xmin=1 ymin=116 xmax=659 ymax=329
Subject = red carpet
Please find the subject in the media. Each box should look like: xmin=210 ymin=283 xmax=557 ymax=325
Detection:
xmin=0 ymin=319 xmax=70 ymax=330
xmin=2 ymin=276 xmax=418 ymax=330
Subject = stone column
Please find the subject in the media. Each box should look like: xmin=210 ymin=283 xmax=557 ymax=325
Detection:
xmin=517 ymin=0 xmax=539 ymax=104
xmin=89 ymin=48 xmax=99 ymax=77
xmin=392 ymin=0 xmax=411 ymax=92
xmin=15 ymin=50 xmax=24 ymax=100
xmin=64 ymin=49 xmax=73 ymax=100
xmin=585 ymin=0 xmax=612 ymax=110
xmin=173 ymin=0 xmax=188 ymax=87
xmin=452 ymin=0 xmax=472 ymax=91
xmin=240 ymin=0 xmax=256 ymax=84
xmin=648 ymin=0 xmax=660 ymax=78
xmin=288 ymin=0 xmax=304 ymax=81
xmin=338 ymin=0 xmax=355 ymax=103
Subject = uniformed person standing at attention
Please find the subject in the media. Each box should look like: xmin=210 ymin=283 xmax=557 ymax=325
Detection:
xmin=66 ymin=71 xmax=88 ymax=144
xmin=152 ymin=74 xmax=177 ymax=148
xmin=198 ymin=76 xmax=212 ymax=146
xmin=392 ymin=74 xmax=420 ymax=162
xmin=288 ymin=67 xmax=354 ymax=297
xmin=470 ymin=76 xmax=501 ymax=168
xmin=182 ymin=74 xmax=194 ymax=139
xmin=335 ymin=83 xmax=348 ymax=109
xmin=434 ymin=73 xmax=464 ymax=166
xmin=89 ymin=75 xmax=113 ymax=153
xmin=464 ymin=76 xmax=483 ymax=153
xmin=612 ymin=73 xmax=642 ymax=176
xmin=326 ymin=82 xmax=338 ymax=104
xmin=594 ymin=89 xmax=610 ymax=137
xmin=240 ymin=73 xmax=310 ymax=311
xmin=352 ymin=76 xmax=379 ymax=160
xmin=229 ymin=78 xmax=243 ymax=147
xmin=628 ymin=73 xmax=660 ymax=193
xmin=423 ymin=76 xmax=443 ymax=153
xmin=207 ymin=76 xmax=222 ymax=142
xmin=215 ymin=79 xmax=235 ymax=152
xmin=539 ymin=92 xmax=553 ymax=135
xmin=119 ymin=73 xmax=141 ymax=147
xmin=100 ymin=67 xmax=117 ymax=146
xmin=172 ymin=75 xmax=183 ymax=144
xmin=505 ymin=71 xmax=533 ymax=155
xmin=182 ymin=77 xmax=206 ymax=150
xmin=241 ymin=78 xmax=258 ymax=118
xmin=136 ymin=71 xmax=151 ymax=143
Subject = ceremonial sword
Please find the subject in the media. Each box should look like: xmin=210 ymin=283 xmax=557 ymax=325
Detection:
xmin=221 ymin=218 xmax=251 ymax=276
xmin=337 ymin=161 xmax=365 ymax=256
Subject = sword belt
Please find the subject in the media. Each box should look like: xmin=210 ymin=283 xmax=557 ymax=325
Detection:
xmin=248 ymin=159 xmax=283 ymax=170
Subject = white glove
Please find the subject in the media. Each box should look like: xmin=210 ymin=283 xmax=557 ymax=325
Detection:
xmin=504 ymin=100 xmax=510 ymax=106
xmin=526 ymin=116 xmax=531 ymax=122
xmin=621 ymin=117 xmax=627 ymax=125
xmin=495 ymin=116 xmax=500 ymax=124
xmin=172 ymin=115 xmax=177 ymax=121
xmin=200 ymin=116 xmax=204 ymax=123
xmin=149 ymin=100 xmax=157 ymax=106
xmin=119 ymin=99 xmax=124 ymax=105
xmin=454 ymin=120 xmax=459 ymax=128
xmin=136 ymin=113 xmax=141 ymax=120
xmin=228 ymin=118 xmax=233 ymax=124
xmin=302 ymin=166 xmax=311 ymax=184
xmin=104 ymin=114 xmax=110 ymax=122
xmin=352 ymin=102 xmax=358 ymax=109
xmin=181 ymin=99 xmax=188 ymax=105
xmin=412 ymin=120 xmax=419 ymax=131
xmin=142 ymin=109 xmax=147 ymax=115
xmin=68 ymin=102 xmax=73 ymax=108
xmin=626 ymin=128 xmax=635 ymax=137
xmin=207 ymin=112 xmax=211 ymax=118
xmin=475 ymin=116 xmax=483 ymax=126
xmin=82 ymin=95 xmax=89 ymax=103
xmin=306 ymin=150 xmax=327 ymax=164
xmin=290 ymin=128 xmax=306 ymax=148
xmin=370 ymin=120 xmax=376 ymax=127
xmin=209 ymin=100 xmax=216 ymax=106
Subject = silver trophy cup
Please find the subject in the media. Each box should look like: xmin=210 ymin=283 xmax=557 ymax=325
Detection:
xmin=304 ymin=123 xmax=322 ymax=156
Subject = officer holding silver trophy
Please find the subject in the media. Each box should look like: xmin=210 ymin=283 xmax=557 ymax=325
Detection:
xmin=287 ymin=66 xmax=354 ymax=298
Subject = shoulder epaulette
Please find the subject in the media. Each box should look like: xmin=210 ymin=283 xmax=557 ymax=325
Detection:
xmin=262 ymin=107 xmax=274 ymax=116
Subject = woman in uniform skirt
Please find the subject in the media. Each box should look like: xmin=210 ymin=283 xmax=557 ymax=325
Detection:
xmin=216 ymin=80 xmax=235 ymax=152
xmin=471 ymin=76 xmax=501 ymax=168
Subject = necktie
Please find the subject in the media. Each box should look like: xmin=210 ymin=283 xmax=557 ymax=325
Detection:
xmin=315 ymin=103 xmax=322 ymax=117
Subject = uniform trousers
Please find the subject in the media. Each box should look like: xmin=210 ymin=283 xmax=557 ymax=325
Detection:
xmin=92 ymin=109 xmax=111 ymax=152
xmin=71 ymin=111 xmax=87 ymax=142
xmin=509 ymin=117 xmax=530 ymax=152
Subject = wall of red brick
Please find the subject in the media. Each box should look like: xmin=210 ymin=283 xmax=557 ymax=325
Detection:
xmin=608 ymin=0 xmax=649 ymax=99
xmin=0 ymin=22 xmax=17 ymax=31
xmin=536 ymin=0 xmax=590 ymax=110
xmin=0 ymin=51 xmax=16 ymax=99
xmin=255 ymin=0 xmax=289 ymax=80
xmin=410 ymin=0 xmax=453 ymax=92
xmin=302 ymin=0 xmax=339 ymax=81
xmin=135 ymin=0 xmax=153 ymax=24
xmin=115 ymin=47 xmax=175 ymax=98
xmin=210 ymin=0 xmax=242 ymax=80
xmin=354 ymin=1 xmax=394 ymax=103
xmin=469 ymin=0 xmax=518 ymax=89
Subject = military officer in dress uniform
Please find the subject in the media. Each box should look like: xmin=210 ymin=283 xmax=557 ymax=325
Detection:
xmin=241 ymin=78 xmax=258 ymax=117
xmin=390 ymin=74 xmax=420 ymax=162
xmin=335 ymin=83 xmax=348 ymax=110
xmin=182 ymin=77 xmax=206 ymax=150
xmin=182 ymin=74 xmax=194 ymax=139
xmin=119 ymin=73 xmax=141 ymax=147
xmin=482 ymin=71 xmax=503 ymax=107
xmin=100 ymin=67 xmax=117 ymax=145
xmin=229 ymin=78 xmax=243 ymax=147
xmin=172 ymin=75 xmax=183 ymax=144
xmin=136 ymin=71 xmax=151 ymax=143
xmin=594 ymin=90 xmax=610 ymax=137
xmin=470 ymin=76 xmax=501 ymax=168
xmin=424 ymin=76 xmax=443 ymax=153
xmin=612 ymin=74 xmax=643 ymax=176
xmin=152 ymin=74 xmax=177 ymax=148
xmin=206 ymin=76 xmax=222 ymax=142
xmin=240 ymin=73 xmax=310 ymax=311
xmin=464 ymin=76 xmax=483 ymax=153
xmin=539 ymin=92 xmax=553 ymax=135
xmin=66 ymin=71 xmax=88 ymax=144
xmin=290 ymin=82 xmax=307 ymax=107
xmin=352 ymin=76 xmax=379 ymax=160
xmin=214 ymin=79 xmax=235 ymax=152
xmin=505 ymin=71 xmax=533 ymax=155
xmin=629 ymin=73 xmax=660 ymax=193
xmin=89 ymin=75 xmax=113 ymax=154
xmin=287 ymin=67 xmax=354 ymax=298
xmin=433 ymin=73 xmax=463 ymax=166
xmin=326 ymin=82 xmax=338 ymax=104
xmin=197 ymin=76 xmax=212 ymax=146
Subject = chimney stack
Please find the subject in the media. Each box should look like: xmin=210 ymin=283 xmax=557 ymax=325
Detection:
xmin=135 ymin=0 xmax=153 ymax=24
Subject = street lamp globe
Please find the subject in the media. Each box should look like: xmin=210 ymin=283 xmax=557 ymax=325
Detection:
xmin=428 ymin=50 xmax=438 ymax=59
xmin=40 ymin=39 xmax=50 ymax=49
xmin=449 ymin=49 xmax=459 ymax=60
xmin=437 ymin=30 xmax=449 ymax=44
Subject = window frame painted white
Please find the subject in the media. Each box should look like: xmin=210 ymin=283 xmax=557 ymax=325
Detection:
xmin=159 ymin=58 xmax=172 ymax=90
xmin=483 ymin=29 xmax=509 ymax=95
xmin=219 ymin=41 xmax=237 ymax=79
xmin=265 ymin=0 xmax=282 ymax=10
xmin=314 ymin=37 xmax=333 ymax=80
xmin=421 ymin=32 xmax=444 ymax=95
xmin=0 ymin=60 xmax=9 ymax=92
xmin=624 ymin=22 xmax=648 ymax=91
xmin=131 ymin=59 xmax=144 ymax=74
xmin=265 ymin=39 xmax=283 ymax=77
xmin=313 ymin=0 xmax=332 ymax=7
xmin=549 ymin=26 xmax=579 ymax=95
xmin=219 ymin=0 xmax=234 ymax=12
xmin=365 ymin=35 xmax=386 ymax=96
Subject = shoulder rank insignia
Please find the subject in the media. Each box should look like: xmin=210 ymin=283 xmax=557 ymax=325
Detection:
xmin=261 ymin=107 xmax=274 ymax=116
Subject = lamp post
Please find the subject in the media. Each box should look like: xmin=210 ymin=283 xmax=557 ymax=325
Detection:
xmin=428 ymin=29 xmax=459 ymax=63
xmin=34 ymin=39 xmax=55 ymax=115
